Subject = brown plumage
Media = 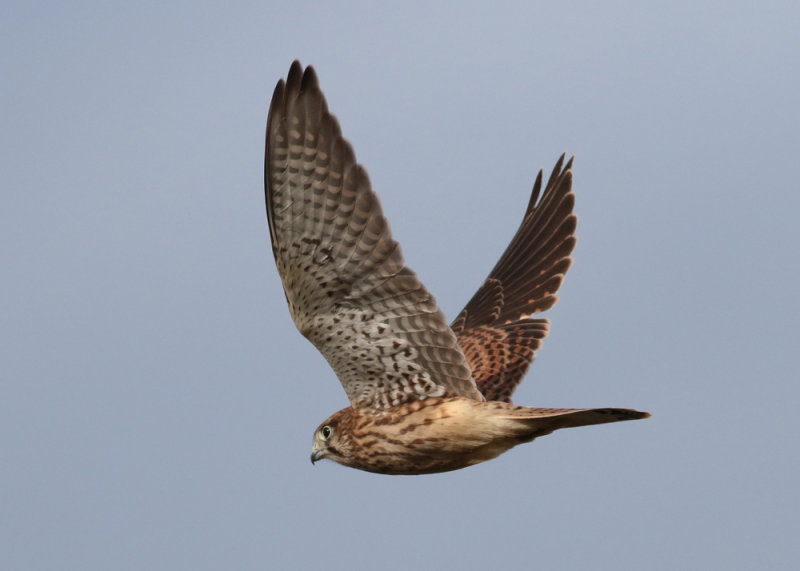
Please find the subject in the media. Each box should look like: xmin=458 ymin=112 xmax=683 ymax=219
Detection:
xmin=451 ymin=155 xmax=575 ymax=402
xmin=265 ymin=61 xmax=649 ymax=475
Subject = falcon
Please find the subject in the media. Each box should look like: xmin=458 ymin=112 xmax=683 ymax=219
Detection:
xmin=264 ymin=61 xmax=649 ymax=475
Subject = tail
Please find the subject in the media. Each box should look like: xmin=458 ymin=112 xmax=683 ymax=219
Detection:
xmin=500 ymin=406 xmax=650 ymax=441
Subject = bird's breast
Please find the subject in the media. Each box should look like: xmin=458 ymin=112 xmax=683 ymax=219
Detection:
xmin=345 ymin=397 xmax=528 ymax=474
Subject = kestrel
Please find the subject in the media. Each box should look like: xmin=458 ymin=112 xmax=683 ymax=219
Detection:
xmin=264 ymin=61 xmax=649 ymax=475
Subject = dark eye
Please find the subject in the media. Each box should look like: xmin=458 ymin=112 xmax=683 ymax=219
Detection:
xmin=321 ymin=425 xmax=332 ymax=440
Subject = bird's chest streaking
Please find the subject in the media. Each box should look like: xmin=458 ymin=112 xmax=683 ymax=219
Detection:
xmin=312 ymin=397 xmax=541 ymax=475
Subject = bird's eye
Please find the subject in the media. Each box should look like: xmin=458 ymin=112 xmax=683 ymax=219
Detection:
xmin=320 ymin=425 xmax=332 ymax=440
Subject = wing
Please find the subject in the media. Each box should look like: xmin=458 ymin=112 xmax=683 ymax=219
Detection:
xmin=451 ymin=156 xmax=576 ymax=402
xmin=265 ymin=61 xmax=483 ymax=409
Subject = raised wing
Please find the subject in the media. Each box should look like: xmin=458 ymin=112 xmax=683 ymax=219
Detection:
xmin=451 ymin=156 xmax=576 ymax=402
xmin=265 ymin=61 xmax=483 ymax=409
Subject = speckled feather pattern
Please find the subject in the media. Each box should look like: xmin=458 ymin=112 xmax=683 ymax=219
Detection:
xmin=265 ymin=61 xmax=650 ymax=475
xmin=265 ymin=61 xmax=481 ymax=408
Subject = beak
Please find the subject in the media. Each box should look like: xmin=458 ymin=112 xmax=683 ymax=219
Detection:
xmin=310 ymin=445 xmax=324 ymax=465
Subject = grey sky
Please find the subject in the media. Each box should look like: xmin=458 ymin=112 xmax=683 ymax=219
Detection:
xmin=2 ymin=1 xmax=798 ymax=570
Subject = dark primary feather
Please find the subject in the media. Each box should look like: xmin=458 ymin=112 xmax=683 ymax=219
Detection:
xmin=452 ymin=157 xmax=576 ymax=402
xmin=265 ymin=61 xmax=483 ymax=408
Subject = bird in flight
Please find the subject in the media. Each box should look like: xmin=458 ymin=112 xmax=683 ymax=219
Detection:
xmin=264 ymin=61 xmax=649 ymax=475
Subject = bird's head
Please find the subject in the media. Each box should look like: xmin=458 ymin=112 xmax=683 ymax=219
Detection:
xmin=310 ymin=408 xmax=353 ymax=467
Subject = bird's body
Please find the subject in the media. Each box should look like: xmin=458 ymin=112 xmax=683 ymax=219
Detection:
xmin=264 ymin=61 xmax=649 ymax=475
xmin=312 ymin=398 xmax=647 ymax=475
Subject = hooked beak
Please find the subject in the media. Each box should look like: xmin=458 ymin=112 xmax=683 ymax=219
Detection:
xmin=310 ymin=445 xmax=324 ymax=465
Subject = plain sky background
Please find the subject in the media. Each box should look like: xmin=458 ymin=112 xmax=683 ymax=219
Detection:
xmin=2 ymin=1 xmax=798 ymax=570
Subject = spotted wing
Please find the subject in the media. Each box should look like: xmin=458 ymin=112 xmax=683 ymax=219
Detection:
xmin=451 ymin=156 xmax=576 ymax=402
xmin=265 ymin=61 xmax=483 ymax=409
